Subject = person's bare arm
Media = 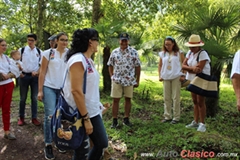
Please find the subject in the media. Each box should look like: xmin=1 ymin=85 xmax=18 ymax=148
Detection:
xmin=134 ymin=66 xmax=141 ymax=87
xmin=158 ymin=58 xmax=163 ymax=81
xmin=108 ymin=65 xmax=113 ymax=77
xmin=37 ymin=57 xmax=48 ymax=101
xmin=70 ymin=62 xmax=93 ymax=135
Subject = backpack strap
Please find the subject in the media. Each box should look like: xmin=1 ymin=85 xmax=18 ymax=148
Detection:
xmin=61 ymin=54 xmax=88 ymax=95
xmin=4 ymin=54 xmax=11 ymax=65
xmin=36 ymin=48 xmax=41 ymax=56
xmin=20 ymin=47 xmax=25 ymax=61
xmin=196 ymin=49 xmax=204 ymax=62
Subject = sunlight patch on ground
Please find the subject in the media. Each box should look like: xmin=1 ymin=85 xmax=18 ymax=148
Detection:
xmin=141 ymin=71 xmax=159 ymax=82
xmin=109 ymin=140 xmax=127 ymax=153
xmin=0 ymin=145 xmax=7 ymax=154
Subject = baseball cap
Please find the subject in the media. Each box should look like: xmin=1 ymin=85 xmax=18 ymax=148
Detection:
xmin=48 ymin=35 xmax=57 ymax=41
xmin=119 ymin=33 xmax=129 ymax=40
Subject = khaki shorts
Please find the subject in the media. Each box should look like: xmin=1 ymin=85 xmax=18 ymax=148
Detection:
xmin=111 ymin=81 xmax=133 ymax=98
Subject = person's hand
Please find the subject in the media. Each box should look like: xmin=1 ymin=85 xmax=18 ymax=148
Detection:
xmin=159 ymin=78 xmax=164 ymax=81
xmin=32 ymin=71 xmax=39 ymax=77
xmin=134 ymin=82 xmax=139 ymax=88
xmin=192 ymin=66 xmax=202 ymax=73
xmin=179 ymin=76 xmax=185 ymax=82
xmin=2 ymin=73 xmax=9 ymax=80
xmin=20 ymin=73 xmax=25 ymax=78
xmin=37 ymin=91 xmax=43 ymax=101
xmin=16 ymin=63 xmax=22 ymax=70
xmin=84 ymin=119 xmax=93 ymax=135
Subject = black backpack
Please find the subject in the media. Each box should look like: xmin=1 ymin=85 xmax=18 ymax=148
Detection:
xmin=20 ymin=47 xmax=41 ymax=61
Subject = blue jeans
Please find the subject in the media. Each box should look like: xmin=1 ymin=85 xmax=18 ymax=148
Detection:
xmin=73 ymin=115 xmax=108 ymax=160
xmin=19 ymin=74 xmax=38 ymax=118
xmin=43 ymin=86 xmax=60 ymax=144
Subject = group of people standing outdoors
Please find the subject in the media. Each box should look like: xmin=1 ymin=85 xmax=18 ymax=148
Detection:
xmin=158 ymin=34 xmax=240 ymax=133
xmin=0 ymin=30 xmax=239 ymax=160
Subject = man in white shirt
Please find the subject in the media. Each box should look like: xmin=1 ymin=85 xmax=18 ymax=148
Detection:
xmin=18 ymin=33 xmax=42 ymax=126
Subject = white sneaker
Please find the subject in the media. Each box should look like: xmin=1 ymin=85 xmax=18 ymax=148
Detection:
xmin=197 ymin=123 xmax=206 ymax=132
xmin=186 ymin=120 xmax=199 ymax=128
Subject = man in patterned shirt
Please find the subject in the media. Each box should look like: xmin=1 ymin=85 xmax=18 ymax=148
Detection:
xmin=107 ymin=33 xmax=141 ymax=128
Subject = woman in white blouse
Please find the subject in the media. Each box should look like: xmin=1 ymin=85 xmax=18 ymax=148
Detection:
xmin=38 ymin=32 xmax=69 ymax=160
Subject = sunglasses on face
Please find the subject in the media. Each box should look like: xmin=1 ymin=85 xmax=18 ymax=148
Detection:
xmin=59 ymin=39 xmax=68 ymax=42
xmin=91 ymin=37 xmax=99 ymax=41
xmin=27 ymin=39 xmax=35 ymax=42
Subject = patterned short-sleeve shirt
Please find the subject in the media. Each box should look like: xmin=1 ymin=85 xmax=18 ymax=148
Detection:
xmin=107 ymin=46 xmax=141 ymax=86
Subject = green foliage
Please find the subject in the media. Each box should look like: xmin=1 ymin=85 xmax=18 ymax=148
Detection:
xmin=102 ymin=78 xmax=240 ymax=159
xmin=9 ymin=70 xmax=240 ymax=159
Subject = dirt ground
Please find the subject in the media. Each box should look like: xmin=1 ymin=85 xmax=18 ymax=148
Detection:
xmin=0 ymin=102 xmax=126 ymax=160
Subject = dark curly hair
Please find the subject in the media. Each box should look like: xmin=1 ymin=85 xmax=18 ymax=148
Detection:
xmin=66 ymin=28 xmax=99 ymax=62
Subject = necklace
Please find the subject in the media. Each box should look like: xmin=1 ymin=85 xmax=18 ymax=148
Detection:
xmin=167 ymin=52 xmax=173 ymax=70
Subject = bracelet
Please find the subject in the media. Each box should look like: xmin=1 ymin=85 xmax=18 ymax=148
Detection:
xmin=82 ymin=112 xmax=88 ymax=118
xmin=83 ymin=116 xmax=90 ymax=121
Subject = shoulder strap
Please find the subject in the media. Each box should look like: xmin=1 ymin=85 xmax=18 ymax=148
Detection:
xmin=196 ymin=50 xmax=204 ymax=62
xmin=46 ymin=49 xmax=54 ymax=67
xmin=61 ymin=69 xmax=87 ymax=94
xmin=49 ymin=49 xmax=53 ymax=59
xmin=20 ymin=47 xmax=25 ymax=61
xmin=61 ymin=54 xmax=88 ymax=94
xmin=4 ymin=54 xmax=10 ymax=65
xmin=36 ymin=48 xmax=41 ymax=56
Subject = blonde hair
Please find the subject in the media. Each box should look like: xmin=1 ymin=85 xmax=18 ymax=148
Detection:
xmin=10 ymin=50 xmax=19 ymax=58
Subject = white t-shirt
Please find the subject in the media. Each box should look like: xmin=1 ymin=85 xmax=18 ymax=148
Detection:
xmin=159 ymin=51 xmax=183 ymax=80
xmin=9 ymin=58 xmax=22 ymax=78
xmin=63 ymin=53 xmax=101 ymax=118
xmin=230 ymin=50 xmax=240 ymax=78
xmin=186 ymin=50 xmax=211 ymax=81
xmin=18 ymin=46 xmax=42 ymax=73
xmin=0 ymin=54 xmax=13 ymax=85
xmin=42 ymin=48 xmax=68 ymax=89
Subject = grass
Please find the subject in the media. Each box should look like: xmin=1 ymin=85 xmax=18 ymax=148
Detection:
xmin=10 ymin=67 xmax=240 ymax=160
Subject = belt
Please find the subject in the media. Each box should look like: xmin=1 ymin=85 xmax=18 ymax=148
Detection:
xmin=22 ymin=72 xmax=32 ymax=76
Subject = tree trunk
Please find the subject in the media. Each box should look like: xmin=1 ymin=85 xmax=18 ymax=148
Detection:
xmin=92 ymin=0 xmax=102 ymax=26
xmin=91 ymin=0 xmax=102 ymax=61
xmin=102 ymin=46 xmax=111 ymax=92
xmin=206 ymin=64 xmax=222 ymax=117
xmin=36 ymin=0 xmax=45 ymax=48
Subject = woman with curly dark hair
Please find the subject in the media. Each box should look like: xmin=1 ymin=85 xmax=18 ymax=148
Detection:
xmin=63 ymin=28 xmax=108 ymax=160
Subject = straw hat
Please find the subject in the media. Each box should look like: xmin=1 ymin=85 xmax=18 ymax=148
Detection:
xmin=184 ymin=34 xmax=204 ymax=47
